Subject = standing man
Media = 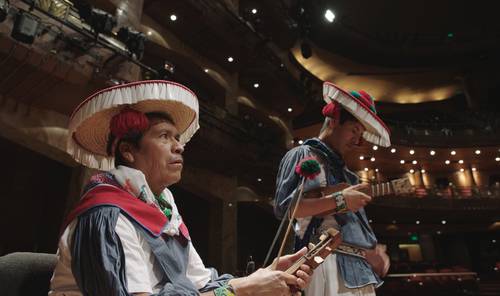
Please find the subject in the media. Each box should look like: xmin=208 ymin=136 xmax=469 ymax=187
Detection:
xmin=49 ymin=80 xmax=312 ymax=296
xmin=274 ymin=82 xmax=391 ymax=295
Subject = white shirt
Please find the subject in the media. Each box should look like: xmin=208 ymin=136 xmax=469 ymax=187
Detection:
xmin=49 ymin=214 xmax=212 ymax=295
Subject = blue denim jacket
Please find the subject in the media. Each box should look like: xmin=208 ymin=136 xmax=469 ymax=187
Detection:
xmin=274 ymin=138 xmax=382 ymax=288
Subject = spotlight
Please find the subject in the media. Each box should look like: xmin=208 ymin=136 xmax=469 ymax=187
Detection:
xmin=0 ymin=0 xmax=8 ymax=23
xmin=460 ymin=168 xmax=464 ymax=172
xmin=324 ymin=9 xmax=335 ymax=22
xmin=373 ymin=145 xmax=378 ymax=150
xmin=475 ymin=150 xmax=481 ymax=155
xmin=11 ymin=11 xmax=40 ymax=44
xmin=445 ymin=160 xmax=450 ymax=165
xmin=253 ymin=83 xmax=259 ymax=88
xmin=375 ymin=168 xmax=379 ymax=172
xmin=170 ymin=14 xmax=177 ymax=21
xmin=458 ymin=160 xmax=464 ymax=164
xmin=364 ymin=168 xmax=369 ymax=171
xmin=412 ymin=160 xmax=417 ymax=164
xmin=300 ymin=41 xmax=312 ymax=59
xmin=370 ymin=157 xmax=375 ymax=162
xmin=227 ymin=56 xmax=234 ymax=62
xmin=287 ymin=107 xmax=293 ymax=112
xmin=430 ymin=150 xmax=436 ymax=156
xmin=400 ymin=160 xmax=405 ymax=164
xmin=359 ymin=156 xmax=364 ymax=160
xmin=451 ymin=150 xmax=456 ymax=155
xmin=496 ymin=157 xmax=500 ymax=162
xmin=117 ymin=27 xmax=146 ymax=60
xmin=410 ymin=169 xmax=415 ymax=174
xmin=421 ymin=169 xmax=426 ymax=173
xmin=409 ymin=149 xmax=415 ymax=155
xmin=390 ymin=148 xmax=396 ymax=153
xmin=298 ymin=140 xmax=303 ymax=145
xmin=472 ymin=167 xmax=477 ymax=171
xmin=75 ymin=3 xmax=116 ymax=36
xmin=251 ymin=8 xmax=257 ymax=14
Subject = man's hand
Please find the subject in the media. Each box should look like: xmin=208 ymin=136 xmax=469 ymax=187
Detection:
xmin=365 ymin=244 xmax=390 ymax=277
xmin=230 ymin=248 xmax=312 ymax=296
xmin=342 ymin=184 xmax=372 ymax=212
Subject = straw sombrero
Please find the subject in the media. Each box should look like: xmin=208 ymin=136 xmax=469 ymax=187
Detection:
xmin=323 ymin=82 xmax=391 ymax=147
xmin=67 ymin=80 xmax=199 ymax=170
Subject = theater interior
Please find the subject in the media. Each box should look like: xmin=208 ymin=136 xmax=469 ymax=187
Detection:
xmin=0 ymin=0 xmax=499 ymax=295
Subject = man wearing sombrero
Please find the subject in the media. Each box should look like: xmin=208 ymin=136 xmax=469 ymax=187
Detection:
xmin=49 ymin=80 xmax=312 ymax=295
xmin=274 ymin=82 xmax=391 ymax=295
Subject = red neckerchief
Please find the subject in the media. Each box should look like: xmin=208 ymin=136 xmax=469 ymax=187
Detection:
xmin=63 ymin=183 xmax=190 ymax=240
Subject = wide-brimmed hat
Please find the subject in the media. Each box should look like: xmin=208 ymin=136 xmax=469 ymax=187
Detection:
xmin=323 ymin=82 xmax=390 ymax=147
xmin=67 ymin=80 xmax=199 ymax=170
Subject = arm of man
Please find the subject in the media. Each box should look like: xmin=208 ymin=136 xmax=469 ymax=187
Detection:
xmin=293 ymin=184 xmax=372 ymax=218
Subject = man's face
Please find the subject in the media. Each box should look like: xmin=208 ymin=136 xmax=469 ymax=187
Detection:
xmin=130 ymin=120 xmax=184 ymax=192
xmin=330 ymin=119 xmax=365 ymax=155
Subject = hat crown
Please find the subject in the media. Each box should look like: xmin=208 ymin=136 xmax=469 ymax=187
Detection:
xmin=349 ymin=90 xmax=376 ymax=114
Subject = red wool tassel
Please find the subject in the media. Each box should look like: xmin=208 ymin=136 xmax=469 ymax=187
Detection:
xmin=322 ymin=101 xmax=341 ymax=119
xmin=110 ymin=107 xmax=149 ymax=139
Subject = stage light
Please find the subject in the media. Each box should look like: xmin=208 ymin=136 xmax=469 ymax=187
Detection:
xmin=373 ymin=145 xmax=378 ymax=150
xmin=375 ymin=168 xmax=379 ymax=172
xmin=117 ymin=27 xmax=146 ymax=60
xmin=421 ymin=169 xmax=426 ymax=173
xmin=400 ymin=160 xmax=405 ymax=164
xmin=459 ymin=160 xmax=464 ymax=164
xmin=287 ymin=107 xmax=293 ymax=112
xmin=475 ymin=150 xmax=481 ymax=155
xmin=75 ymin=3 xmax=116 ymax=36
xmin=147 ymin=31 xmax=152 ymax=36
xmin=460 ymin=168 xmax=464 ymax=172
xmin=496 ymin=157 xmax=500 ymax=162
xmin=364 ymin=168 xmax=369 ymax=171
xmin=430 ymin=150 xmax=436 ymax=155
xmin=0 ymin=0 xmax=8 ymax=23
xmin=253 ymin=83 xmax=259 ymax=88
xmin=257 ymin=178 xmax=262 ymax=182
xmin=451 ymin=150 xmax=456 ymax=155
xmin=204 ymin=69 xmax=209 ymax=73
xmin=416 ymin=220 xmax=420 ymax=225
xmin=227 ymin=56 xmax=234 ymax=62
xmin=324 ymin=9 xmax=335 ymax=23
xmin=390 ymin=148 xmax=396 ymax=153
xmin=409 ymin=149 xmax=415 ymax=155
xmin=251 ymin=8 xmax=257 ymax=14
xmin=298 ymin=140 xmax=303 ymax=145
xmin=11 ymin=11 xmax=40 ymax=44
xmin=472 ymin=167 xmax=477 ymax=171
xmin=360 ymin=156 xmax=364 ymax=160
xmin=445 ymin=160 xmax=450 ymax=165
xmin=442 ymin=220 xmax=447 ymax=224
xmin=412 ymin=160 xmax=417 ymax=164
xmin=170 ymin=14 xmax=177 ymax=21
xmin=370 ymin=157 xmax=375 ymax=162
xmin=409 ymin=169 xmax=414 ymax=174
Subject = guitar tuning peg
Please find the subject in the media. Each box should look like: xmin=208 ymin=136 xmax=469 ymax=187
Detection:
xmin=308 ymin=243 xmax=315 ymax=250
xmin=319 ymin=234 xmax=327 ymax=241
xmin=313 ymin=256 xmax=324 ymax=264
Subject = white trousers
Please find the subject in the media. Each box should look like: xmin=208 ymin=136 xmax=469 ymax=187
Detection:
xmin=305 ymin=254 xmax=376 ymax=296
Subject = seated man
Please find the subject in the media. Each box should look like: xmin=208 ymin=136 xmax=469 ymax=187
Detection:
xmin=49 ymin=80 xmax=311 ymax=296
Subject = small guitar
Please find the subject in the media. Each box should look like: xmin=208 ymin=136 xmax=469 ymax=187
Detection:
xmin=285 ymin=228 xmax=342 ymax=275
xmin=304 ymin=177 xmax=413 ymax=199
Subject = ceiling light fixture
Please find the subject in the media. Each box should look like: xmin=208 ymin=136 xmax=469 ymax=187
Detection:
xmin=170 ymin=14 xmax=177 ymax=21
xmin=251 ymin=8 xmax=258 ymax=14
xmin=370 ymin=157 xmax=375 ymax=162
xmin=445 ymin=160 xmax=450 ymax=165
xmin=227 ymin=56 xmax=234 ymax=62
xmin=430 ymin=150 xmax=436 ymax=156
xmin=400 ymin=160 xmax=405 ymax=164
xmin=373 ymin=145 xmax=378 ymax=151
xmin=409 ymin=149 xmax=415 ymax=155
xmin=390 ymin=148 xmax=396 ymax=153
xmin=475 ymin=150 xmax=481 ymax=155
xmin=324 ymin=9 xmax=335 ymax=23
xmin=451 ymin=150 xmax=456 ymax=155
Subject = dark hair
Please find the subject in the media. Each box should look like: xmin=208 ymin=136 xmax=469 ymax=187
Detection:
xmin=107 ymin=112 xmax=175 ymax=167
xmin=320 ymin=107 xmax=359 ymax=134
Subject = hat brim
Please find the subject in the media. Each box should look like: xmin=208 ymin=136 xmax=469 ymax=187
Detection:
xmin=67 ymin=80 xmax=199 ymax=170
xmin=323 ymin=82 xmax=391 ymax=147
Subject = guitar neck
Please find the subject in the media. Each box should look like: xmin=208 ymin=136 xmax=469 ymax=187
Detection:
xmin=370 ymin=182 xmax=394 ymax=197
